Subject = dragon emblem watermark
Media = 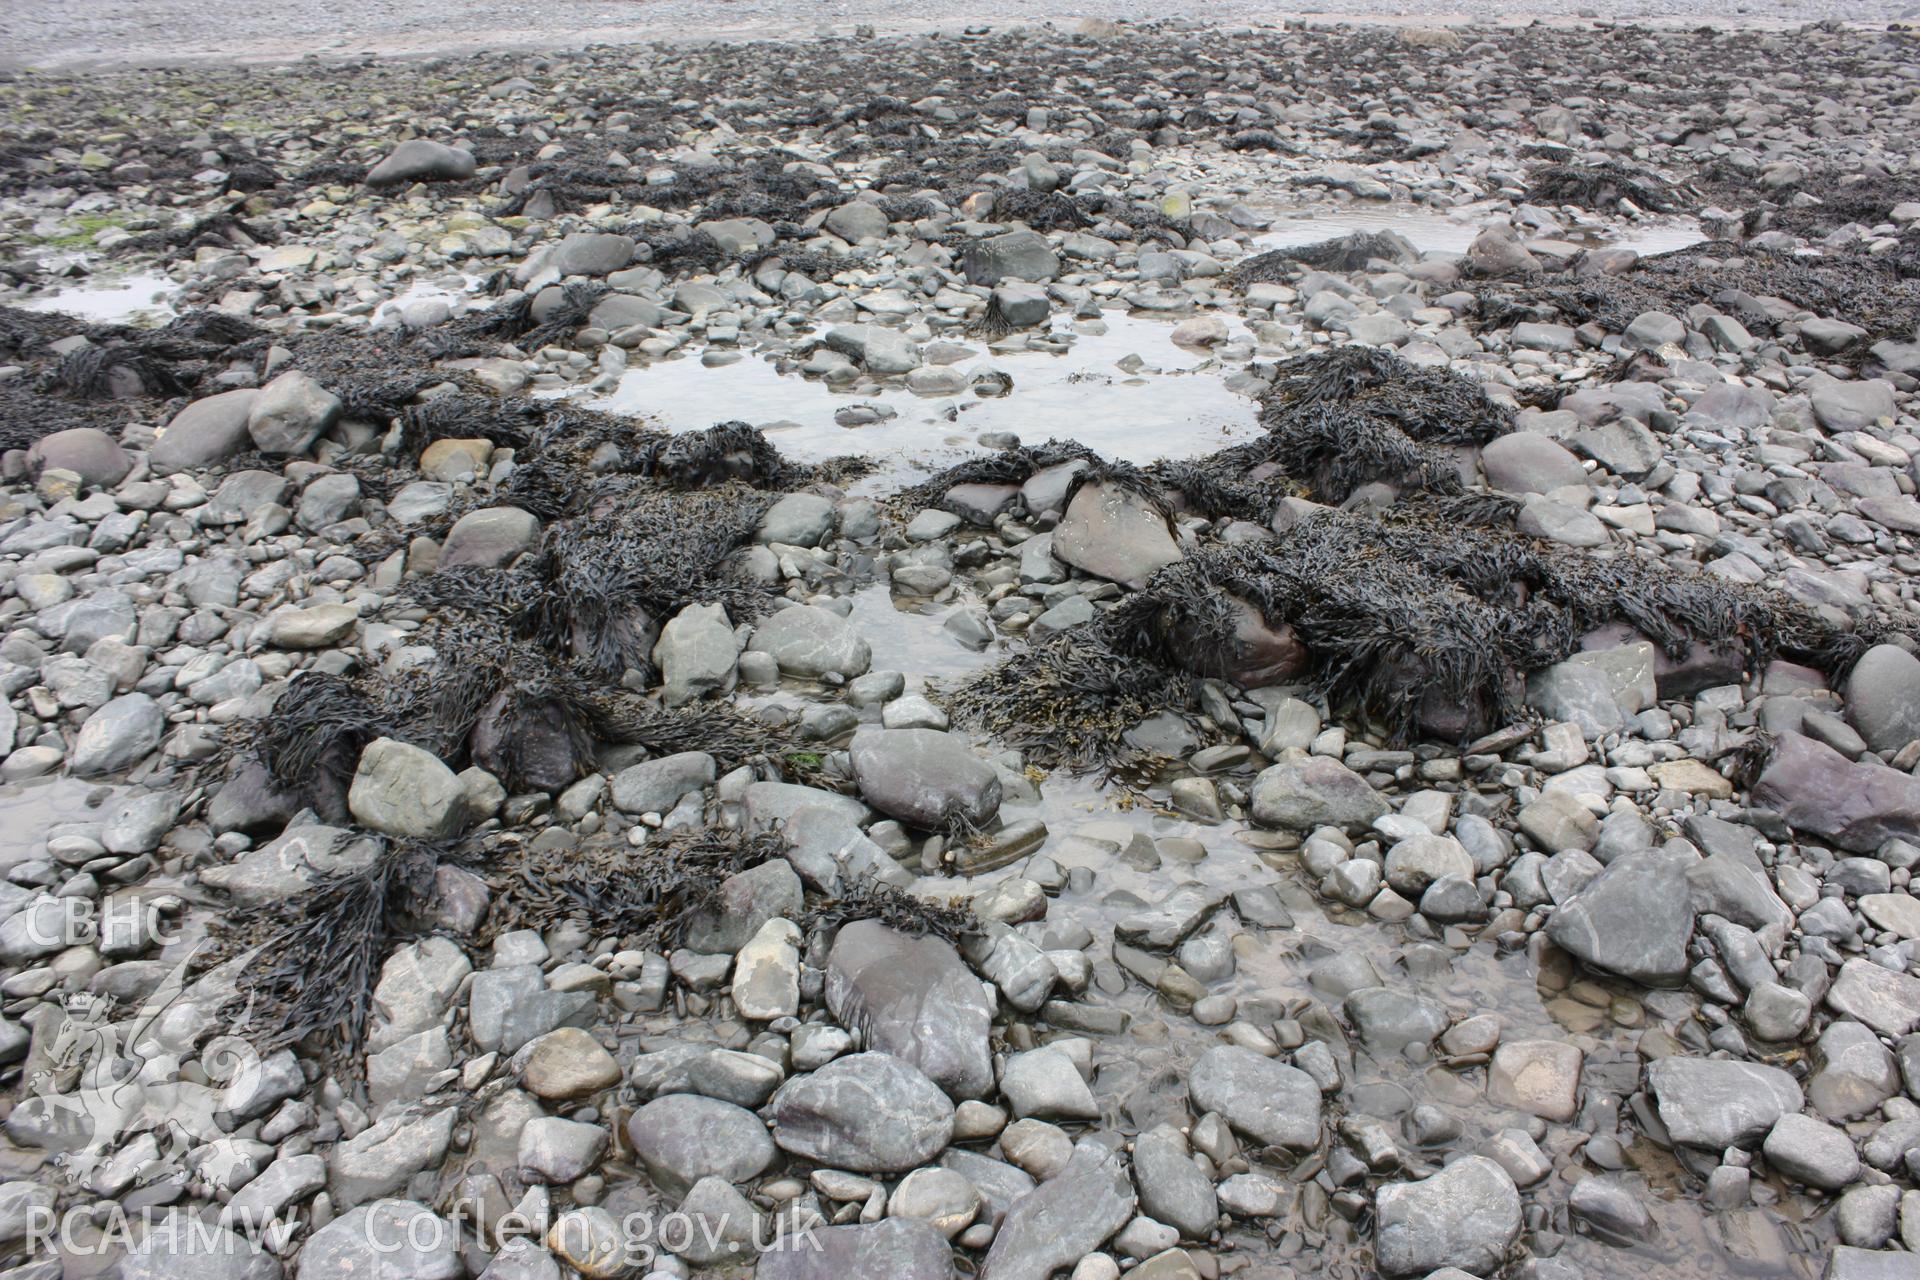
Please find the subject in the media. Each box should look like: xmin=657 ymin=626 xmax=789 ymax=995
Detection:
xmin=22 ymin=943 xmax=263 ymax=1191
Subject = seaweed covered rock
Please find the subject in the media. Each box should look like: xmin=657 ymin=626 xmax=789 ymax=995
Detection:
xmin=850 ymin=728 xmax=1001 ymax=829
xmin=1051 ymin=478 xmax=1182 ymax=589
xmin=826 ymin=919 xmax=994 ymax=1100
xmin=1249 ymin=756 xmax=1386 ymax=831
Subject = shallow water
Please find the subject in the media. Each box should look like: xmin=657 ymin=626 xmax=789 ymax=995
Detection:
xmin=585 ymin=312 xmax=1265 ymax=471
xmin=1252 ymin=202 xmax=1707 ymax=258
xmin=848 ymin=590 xmax=1822 ymax=1280
xmin=0 ymin=775 xmax=120 ymax=871
xmin=845 ymin=584 xmax=1004 ymax=686
xmin=17 ymin=270 xmax=177 ymax=325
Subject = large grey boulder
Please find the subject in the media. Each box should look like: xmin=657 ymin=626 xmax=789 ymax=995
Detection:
xmin=653 ymin=603 xmax=738 ymax=706
xmin=826 ymin=920 xmax=993 ymax=1100
xmin=1809 ymin=1022 xmax=1901 ymax=1121
xmin=26 ymin=427 xmax=131 ymax=486
xmin=199 ymin=823 xmax=380 ymax=905
xmin=757 ymin=492 xmax=838 ymax=547
xmin=746 ymin=605 xmax=871 ymax=679
xmin=347 ymin=738 xmax=468 ymax=839
xmin=769 ymin=1052 xmax=954 ymax=1172
xmin=247 ymin=371 xmax=341 ymax=456
xmin=1846 ymin=644 xmax=1920 ymax=755
xmin=962 ymin=230 xmax=1060 ymax=286
xmin=1545 ymin=846 xmax=1694 ymax=984
xmin=825 ymin=200 xmax=890 ymax=242
xmin=1752 ymin=732 xmax=1920 ymax=852
xmin=1568 ymin=418 xmax=1661 ymax=480
xmin=151 ymin=389 xmax=258 ymax=474
xmin=1188 ymin=1045 xmax=1322 ymax=1149
xmin=682 ymin=858 xmax=803 ymax=954
xmin=1646 ymin=1057 xmax=1804 ymax=1149
xmin=1827 ymin=958 xmax=1920 ymax=1038
xmin=366 ymin=139 xmax=476 ymax=186
xmin=823 ymin=324 xmax=922 ymax=375
xmin=1466 ymin=225 xmax=1538 ymax=278
xmin=1481 ymin=433 xmax=1586 ymax=494
xmin=979 ymin=1139 xmax=1135 ymax=1280
xmin=758 ymin=1218 xmax=954 ymax=1280
xmin=71 ymin=693 xmax=164 ymax=776
xmin=299 ymin=1199 xmax=460 ymax=1278
xmin=625 ymin=1095 xmax=775 ymax=1196
xmin=1051 ymin=479 xmax=1181 ymax=589
xmin=1133 ymin=1125 xmax=1218 ymax=1240
xmin=328 ymin=1110 xmax=455 ymax=1207
xmin=1373 ymin=1156 xmax=1520 ymax=1277
xmin=548 ymin=231 xmax=634 ymax=276
xmin=609 ymin=751 xmax=715 ymax=815
xmin=849 ymin=728 xmax=1001 ymax=828
xmin=114 ymin=1209 xmax=284 ymax=1280
xmin=1249 ymin=757 xmax=1388 ymax=831
xmin=439 ymin=506 xmax=540 ymax=569
xmin=1807 ymin=374 xmax=1895 ymax=432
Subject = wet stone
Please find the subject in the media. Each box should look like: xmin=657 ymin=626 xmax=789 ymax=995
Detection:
xmin=769 ymin=1051 xmax=955 ymax=1172
xmin=625 ymin=1095 xmax=775 ymax=1197
xmin=1488 ymin=1040 xmax=1582 ymax=1122
xmin=758 ymin=1218 xmax=954 ymax=1280
xmin=849 ymin=728 xmax=1001 ymax=828
xmin=981 ymin=1139 xmax=1135 ymax=1280
xmin=1188 ymin=1045 xmax=1322 ymax=1150
xmin=747 ymin=604 xmax=872 ymax=679
xmin=1647 ymin=1057 xmax=1804 ymax=1150
xmin=1763 ymin=1114 xmax=1860 ymax=1190
xmin=826 ymin=920 xmax=994 ymax=1100
xmin=1250 ymin=756 xmax=1387 ymax=831
xmin=1373 ymin=1155 xmax=1520 ymax=1277
xmin=366 ymin=138 xmax=476 ymax=185
xmin=1544 ymin=847 xmax=1694 ymax=984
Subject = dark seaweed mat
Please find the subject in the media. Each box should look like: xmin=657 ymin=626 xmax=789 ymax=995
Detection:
xmin=1232 ymin=231 xmax=1418 ymax=284
xmin=1524 ymin=161 xmax=1684 ymax=215
xmin=1473 ymin=241 xmax=1920 ymax=349
xmin=0 ymin=305 xmax=271 ymax=451
xmin=944 ymin=487 xmax=1920 ymax=768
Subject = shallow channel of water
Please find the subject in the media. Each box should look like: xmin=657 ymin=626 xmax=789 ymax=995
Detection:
xmin=17 ymin=270 xmax=177 ymax=325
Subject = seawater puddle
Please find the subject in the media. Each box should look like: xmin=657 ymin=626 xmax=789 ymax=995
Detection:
xmin=845 ymin=584 xmax=1002 ymax=687
xmin=581 ymin=311 xmax=1266 ymax=469
xmin=18 ymin=271 xmax=177 ymax=325
xmin=0 ymin=775 xmax=119 ymax=871
xmin=1252 ymin=202 xmax=1707 ymax=258
xmin=955 ymin=765 xmax=1816 ymax=1279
